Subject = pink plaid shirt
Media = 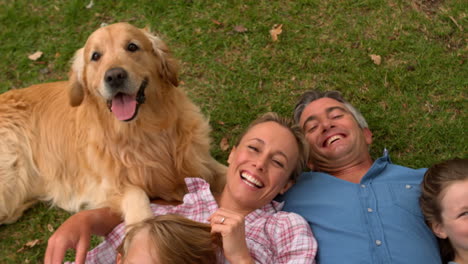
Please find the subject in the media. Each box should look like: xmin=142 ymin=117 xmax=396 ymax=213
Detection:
xmin=66 ymin=178 xmax=317 ymax=264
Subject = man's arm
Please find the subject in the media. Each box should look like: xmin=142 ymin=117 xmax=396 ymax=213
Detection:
xmin=44 ymin=207 xmax=122 ymax=264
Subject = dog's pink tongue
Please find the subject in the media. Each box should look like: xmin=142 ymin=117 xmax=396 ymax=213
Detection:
xmin=111 ymin=94 xmax=137 ymax=121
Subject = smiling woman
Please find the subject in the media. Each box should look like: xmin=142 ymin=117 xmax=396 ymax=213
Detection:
xmin=219 ymin=115 xmax=303 ymax=214
xmin=45 ymin=112 xmax=317 ymax=264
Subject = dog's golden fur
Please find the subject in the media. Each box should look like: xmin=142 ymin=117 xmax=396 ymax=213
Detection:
xmin=0 ymin=23 xmax=226 ymax=225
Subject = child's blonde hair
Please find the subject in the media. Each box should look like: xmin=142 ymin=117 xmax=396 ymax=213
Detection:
xmin=117 ymin=214 xmax=222 ymax=264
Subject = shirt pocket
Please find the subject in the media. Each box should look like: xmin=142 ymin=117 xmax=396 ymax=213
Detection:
xmin=388 ymin=183 xmax=424 ymax=218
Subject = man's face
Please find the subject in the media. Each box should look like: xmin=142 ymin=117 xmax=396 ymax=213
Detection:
xmin=299 ymin=98 xmax=372 ymax=170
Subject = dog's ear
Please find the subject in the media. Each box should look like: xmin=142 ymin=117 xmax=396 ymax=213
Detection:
xmin=69 ymin=48 xmax=86 ymax=107
xmin=144 ymin=30 xmax=179 ymax=87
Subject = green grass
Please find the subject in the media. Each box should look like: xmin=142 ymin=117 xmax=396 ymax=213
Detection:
xmin=0 ymin=0 xmax=466 ymax=262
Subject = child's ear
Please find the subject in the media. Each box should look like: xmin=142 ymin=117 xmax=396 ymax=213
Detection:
xmin=431 ymin=222 xmax=448 ymax=239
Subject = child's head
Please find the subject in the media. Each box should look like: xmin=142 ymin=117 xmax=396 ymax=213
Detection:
xmin=116 ymin=214 xmax=222 ymax=264
xmin=420 ymin=158 xmax=468 ymax=262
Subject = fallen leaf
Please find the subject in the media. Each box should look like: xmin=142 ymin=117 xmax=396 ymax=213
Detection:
xmin=369 ymin=54 xmax=381 ymax=65
xmin=25 ymin=239 xmax=40 ymax=247
xmin=234 ymin=25 xmax=248 ymax=33
xmin=17 ymin=239 xmax=41 ymax=252
xmin=47 ymin=224 xmax=54 ymax=232
xmin=269 ymin=24 xmax=283 ymax=42
xmin=28 ymin=51 xmax=43 ymax=61
xmin=220 ymin=137 xmax=229 ymax=151
xmin=217 ymin=120 xmax=225 ymax=125
xmin=86 ymin=0 xmax=94 ymax=9
xmin=211 ymin=19 xmax=223 ymax=26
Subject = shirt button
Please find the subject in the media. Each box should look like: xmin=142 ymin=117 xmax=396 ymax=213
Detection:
xmin=367 ymin=208 xmax=373 ymax=212
xmin=376 ymin=240 xmax=382 ymax=246
xmin=405 ymin=184 xmax=412 ymax=189
xmin=361 ymin=184 xmax=366 ymax=188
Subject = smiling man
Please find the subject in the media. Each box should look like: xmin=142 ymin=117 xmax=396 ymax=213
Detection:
xmin=281 ymin=90 xmax=441 ymax=264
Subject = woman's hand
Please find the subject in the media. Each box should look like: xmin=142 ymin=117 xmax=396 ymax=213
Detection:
xmin=209 ymin=208 xmax=255 ymax=264
xmin=44 ymin=207 xmax=121 ymax=264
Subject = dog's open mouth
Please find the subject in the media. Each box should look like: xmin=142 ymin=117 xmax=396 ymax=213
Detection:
xmin=107 ymin=79 xmax=148 ymax=122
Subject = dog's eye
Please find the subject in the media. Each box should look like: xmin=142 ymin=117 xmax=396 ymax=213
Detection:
xmin=91 ymin=52 xmax=101 ymax=61
xmin=127 ymin=43 xmax=139 ymax=52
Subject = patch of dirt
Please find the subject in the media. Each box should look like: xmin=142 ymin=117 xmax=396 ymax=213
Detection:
xmin=411 ymin=0 xmax=445 ymax=15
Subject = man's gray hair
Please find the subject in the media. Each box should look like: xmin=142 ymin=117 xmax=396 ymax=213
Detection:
xmin=293 ymin=90 xmax=368 ymax=128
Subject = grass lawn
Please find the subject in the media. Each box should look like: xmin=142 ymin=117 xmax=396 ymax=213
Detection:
xmin=0 ymin=0 xmax=466 ymax=263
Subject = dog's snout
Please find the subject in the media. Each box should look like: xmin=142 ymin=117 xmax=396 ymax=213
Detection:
xmin=105 ymin=67 xmax=127 ymax=88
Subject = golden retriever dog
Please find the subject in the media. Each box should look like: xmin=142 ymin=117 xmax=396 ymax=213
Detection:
xmin=0 ymin=22 xmax=226 ymax=226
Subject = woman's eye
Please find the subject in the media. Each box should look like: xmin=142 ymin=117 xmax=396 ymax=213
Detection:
xmin=332 ymin=114 xmax=343 ymax=119
xmin=91 ymin=52 xmax=101 ymax=61
xmin=248 ymin=145 xmax=259 ymax=152
xmin=273 ymin=160 xmax=285 ymax=168
xmin=127 ymin=43 xmax=139 ymax=52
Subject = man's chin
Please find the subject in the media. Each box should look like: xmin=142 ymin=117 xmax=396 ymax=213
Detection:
xmin=312 ymin=149 xmax=351 ymax=165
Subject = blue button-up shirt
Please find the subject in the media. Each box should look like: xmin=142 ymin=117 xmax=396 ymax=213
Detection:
xmin=281 ymin=153 xmax=441 ymax=264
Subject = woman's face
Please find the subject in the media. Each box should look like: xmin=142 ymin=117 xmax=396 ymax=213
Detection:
xmin=223 ymin=121 xmax=299 ymax=212
xmin=432 ymin=179 xmax=468 ymax=257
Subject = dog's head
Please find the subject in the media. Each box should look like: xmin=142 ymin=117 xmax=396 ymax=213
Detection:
xmin=69 ymin=22 xmax=179 ymax=122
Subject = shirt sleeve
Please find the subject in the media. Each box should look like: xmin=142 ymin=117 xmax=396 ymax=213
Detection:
xmin=271 ymin=212 xmax=317 ymax=264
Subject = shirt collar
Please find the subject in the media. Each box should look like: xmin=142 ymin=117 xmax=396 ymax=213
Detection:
xmin=361 ymin=149 xmax=392 ymax=182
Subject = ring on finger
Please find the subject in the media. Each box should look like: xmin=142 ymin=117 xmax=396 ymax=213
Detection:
xmin=220 ymin=217 xmax=226 ymax=224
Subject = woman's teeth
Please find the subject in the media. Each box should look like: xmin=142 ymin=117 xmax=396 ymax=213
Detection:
xmin=241 ymin=172 xmax=263 ymax=188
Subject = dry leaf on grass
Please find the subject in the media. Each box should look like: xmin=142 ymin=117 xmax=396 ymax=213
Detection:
xmin=47 ymin=224 xmax=54 ymax=232
xmin=369 ymin=54 xmax=382 ymax=65
xmin=86 ymin=0 xmax=94 ymax=9
xmin=28 ymin=51 xmax=43 ymax=61
xmin=234 ymin=25 xmax=248 ymax=33
xmin=220 ymin=137 xmax=230 ymax=151
xmin=269 ymin=24 xmax=283 ymax=42
xmin=17 ymin=239 xmax=41 ymax=252
xmin=211 ymin=19 xmax=223 ymax=26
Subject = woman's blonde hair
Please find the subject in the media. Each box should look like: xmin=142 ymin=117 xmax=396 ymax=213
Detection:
xmin=117 ymin=214 xmax=222 ymax=264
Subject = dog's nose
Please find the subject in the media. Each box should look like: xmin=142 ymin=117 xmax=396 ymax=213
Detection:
xmin=105 ymin=67 xmax=128 ymax=88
